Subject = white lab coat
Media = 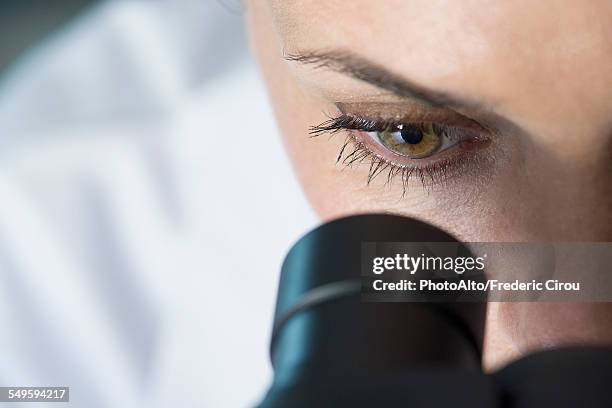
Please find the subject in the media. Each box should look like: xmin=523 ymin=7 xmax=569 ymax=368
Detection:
xmin=0 ymin=1 xmax=316 ymax=407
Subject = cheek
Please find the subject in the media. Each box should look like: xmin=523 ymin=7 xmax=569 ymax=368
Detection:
xmin=246 ymin=0 xmax=349 ymax=214
xmin=264 ymin=81 xmax=351 ymax=214
xmin=247 ymin=7 xmax=379 ymax=220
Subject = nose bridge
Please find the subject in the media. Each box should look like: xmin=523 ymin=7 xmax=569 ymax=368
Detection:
xmin=525 ymin=132 xmax=612 ymax=241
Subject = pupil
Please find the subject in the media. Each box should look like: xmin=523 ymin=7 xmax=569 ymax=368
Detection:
xmin=400 ymin=125 xmax=423 ymax=144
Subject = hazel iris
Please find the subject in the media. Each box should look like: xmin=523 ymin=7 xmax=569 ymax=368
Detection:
xmin=377 ymin=123 xmax=442 ymax=159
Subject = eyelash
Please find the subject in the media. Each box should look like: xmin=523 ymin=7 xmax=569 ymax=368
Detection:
xmin=309 ymin=113 xmax=488 ymax=193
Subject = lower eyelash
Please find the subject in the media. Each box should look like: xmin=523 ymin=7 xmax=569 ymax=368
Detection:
xmin=335 ymin=132 xmax=469 ymax=195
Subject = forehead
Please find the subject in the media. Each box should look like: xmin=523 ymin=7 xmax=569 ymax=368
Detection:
xmin=268 ymin=0 xmax=612 ymax=131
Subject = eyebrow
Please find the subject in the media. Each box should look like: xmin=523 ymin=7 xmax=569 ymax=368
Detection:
xmin=285 ymin=49 xmax=528 ymax=136
xmin=285 ymin=50 xmax=486 ymax=109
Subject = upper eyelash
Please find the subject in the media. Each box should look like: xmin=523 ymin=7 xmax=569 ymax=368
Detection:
xmin=309 ymin=113 xmax=462 ymax=140
xmin=309 ymin=113 xmax=389 ymax=136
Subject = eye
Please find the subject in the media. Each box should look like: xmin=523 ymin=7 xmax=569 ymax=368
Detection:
xmin=370 ymin=123 xmax=456 ymax=159
xmin=309 ymin=113 xmax=491 ymax=191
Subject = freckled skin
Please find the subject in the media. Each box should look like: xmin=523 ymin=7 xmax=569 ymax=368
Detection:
xmin=245 ymin=0 xmax=612 ymax=369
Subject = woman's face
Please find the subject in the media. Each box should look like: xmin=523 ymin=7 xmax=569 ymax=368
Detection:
xmin=246 ymin=1 xmax=612 ymax=367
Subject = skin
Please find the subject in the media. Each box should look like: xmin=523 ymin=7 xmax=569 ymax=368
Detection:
xmin=244 ymin=0 xmax=612 ymax=369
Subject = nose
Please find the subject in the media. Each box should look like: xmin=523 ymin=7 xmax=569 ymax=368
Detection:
xmin=522 ymin=128 xmax=612 ymax=241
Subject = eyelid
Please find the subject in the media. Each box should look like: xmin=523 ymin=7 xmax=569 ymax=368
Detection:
xmin=335 ymin=102 xmax=486 ymax=131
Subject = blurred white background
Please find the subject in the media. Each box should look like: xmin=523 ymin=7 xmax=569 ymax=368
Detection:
xmin=0 ymin=1 xmax=317 ymax=407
